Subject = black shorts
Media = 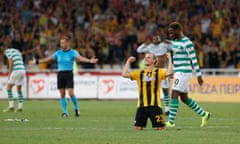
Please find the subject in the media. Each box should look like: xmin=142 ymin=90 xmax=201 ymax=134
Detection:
xmin=57 ymin=71 xmax=74 ymax=89
xmin=135 ymin=106 xmax=165 ymax=128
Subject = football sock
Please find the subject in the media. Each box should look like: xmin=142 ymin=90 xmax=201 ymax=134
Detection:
xmin=185 ymin=98 xmax=205 ymax=117
xmin=18 ymin=103 xmax=23 ymax=110
xmin=7 ymin=89 xmax=14 ymax=108
xmin=71 ymin=96 xmax=79 ymax=111
xmin=163 ymin=92 xmax=169 ymax=110
xmin=168 ymin=98 xmax=179 ymax=124
xmin=18 ymin=91 xmax=24 ymax=109
xmin=60 ymin=98 xmax=68 ymax=114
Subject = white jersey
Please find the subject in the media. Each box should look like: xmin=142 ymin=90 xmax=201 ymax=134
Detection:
xmin=136 ymin=42 xmax=171 ymax=56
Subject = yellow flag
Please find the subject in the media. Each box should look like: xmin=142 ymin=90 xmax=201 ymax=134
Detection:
xmin=73 ymin=60 xmax=78 ymax=74
xmin=139 ymin=59 xmax=146 ymax=70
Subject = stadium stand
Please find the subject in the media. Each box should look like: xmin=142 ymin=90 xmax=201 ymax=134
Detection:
xmin=0 ymin=0 xmax=240 ymax=72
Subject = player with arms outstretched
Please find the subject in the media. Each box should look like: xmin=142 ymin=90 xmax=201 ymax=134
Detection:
xmin=29 ymin=36 xmax=98 ymax=117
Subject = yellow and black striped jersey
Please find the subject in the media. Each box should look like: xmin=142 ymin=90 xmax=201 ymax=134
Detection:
xmin=130 ymin=68 xmax=166 ymax=108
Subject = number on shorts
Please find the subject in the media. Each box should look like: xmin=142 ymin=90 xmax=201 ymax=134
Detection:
xmin=155 ymin=115 xmax=164 ymax=123
xmin=174 ymin=79 xmax=179 ymax=87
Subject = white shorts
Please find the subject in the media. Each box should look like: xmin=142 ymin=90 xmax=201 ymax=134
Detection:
xmin=172 ymin=73 xmax=192 ymax=93
xmin=160 ymin=88 xmax=164 ymax=99
xmin=160 ymin=78 xmax=169 ymax=99
xmin=161 ymin=78 xmax=170 ymax=89
xmin=8 ymin=70 xmax=26 ymax=86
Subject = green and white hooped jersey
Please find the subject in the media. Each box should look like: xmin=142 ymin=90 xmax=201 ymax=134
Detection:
xmin=171 ymin=36 xmax=202 ymax=78
xmin=5 ymin=48 xmax=25 ymax=71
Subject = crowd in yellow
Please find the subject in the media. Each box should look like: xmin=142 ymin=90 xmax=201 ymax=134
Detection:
xmin=0 ymin=0 xmax=239 ymax=70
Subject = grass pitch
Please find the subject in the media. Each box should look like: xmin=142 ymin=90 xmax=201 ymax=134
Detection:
xmin=0 ymin=100 xmax=239 ymax=144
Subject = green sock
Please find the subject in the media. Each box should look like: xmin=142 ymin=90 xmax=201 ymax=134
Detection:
xmin=7 ymin=89 xmax=14 ymax=101
xmin=163 ymin=92 xmax=169 ymax=107
xmin=18 ymin=91 xmax=24 ymax=103
xmin=185 ymin=98 xmax=206 ymax=117
xmin=168 ymin=98 xmax=179 ymax=124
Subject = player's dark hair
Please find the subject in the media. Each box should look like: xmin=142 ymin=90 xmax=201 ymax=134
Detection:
xmin=169 ymin=22 xmax=182 ymax=30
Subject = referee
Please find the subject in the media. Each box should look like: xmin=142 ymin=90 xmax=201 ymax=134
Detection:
xmin=30 ymin=36 xmax=98 ymax=117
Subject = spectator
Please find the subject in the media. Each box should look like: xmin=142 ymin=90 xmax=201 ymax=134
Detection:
xmin=0 ymin=0 xmax=240 ymax=70
xmin=207 ymin=42 xmax=220 ymax=69
xmin=81 ymin=43 xmax=96 ymax=69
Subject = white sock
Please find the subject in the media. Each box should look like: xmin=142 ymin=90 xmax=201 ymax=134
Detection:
xmin=165 ymin=106 xmax=169 ymax=112
xmin=18 ymin=103 xmax=23 ymax=109
xmin=9 ymin=101 xmax=14 ymax=108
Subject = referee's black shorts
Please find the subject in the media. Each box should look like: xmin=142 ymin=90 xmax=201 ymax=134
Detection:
xmin=57 ymin=71 xmax=74 ymax=89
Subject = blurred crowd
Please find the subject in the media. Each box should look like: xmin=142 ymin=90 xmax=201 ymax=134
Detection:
xmin=0 ymin=0 xmax=240 ymax=70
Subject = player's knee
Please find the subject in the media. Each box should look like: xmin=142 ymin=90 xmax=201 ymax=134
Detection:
xmin=68 ymin=91 xmax=74 ymax=97
xmin=58 ymin=89 xmax=66 ymax=97
xmin=6 ymin=84 xmax=14 ymax=90
xmin=180 ymin=96 xmax=188 ymax=103
xmin=17 ymin=87 xmax=22 ymax=92
xmin=135 ymin=126 xmax=143 ymax=130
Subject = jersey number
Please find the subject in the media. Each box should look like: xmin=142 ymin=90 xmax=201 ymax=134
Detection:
xmin=174 ymin=79 xmax=179 ymax=87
